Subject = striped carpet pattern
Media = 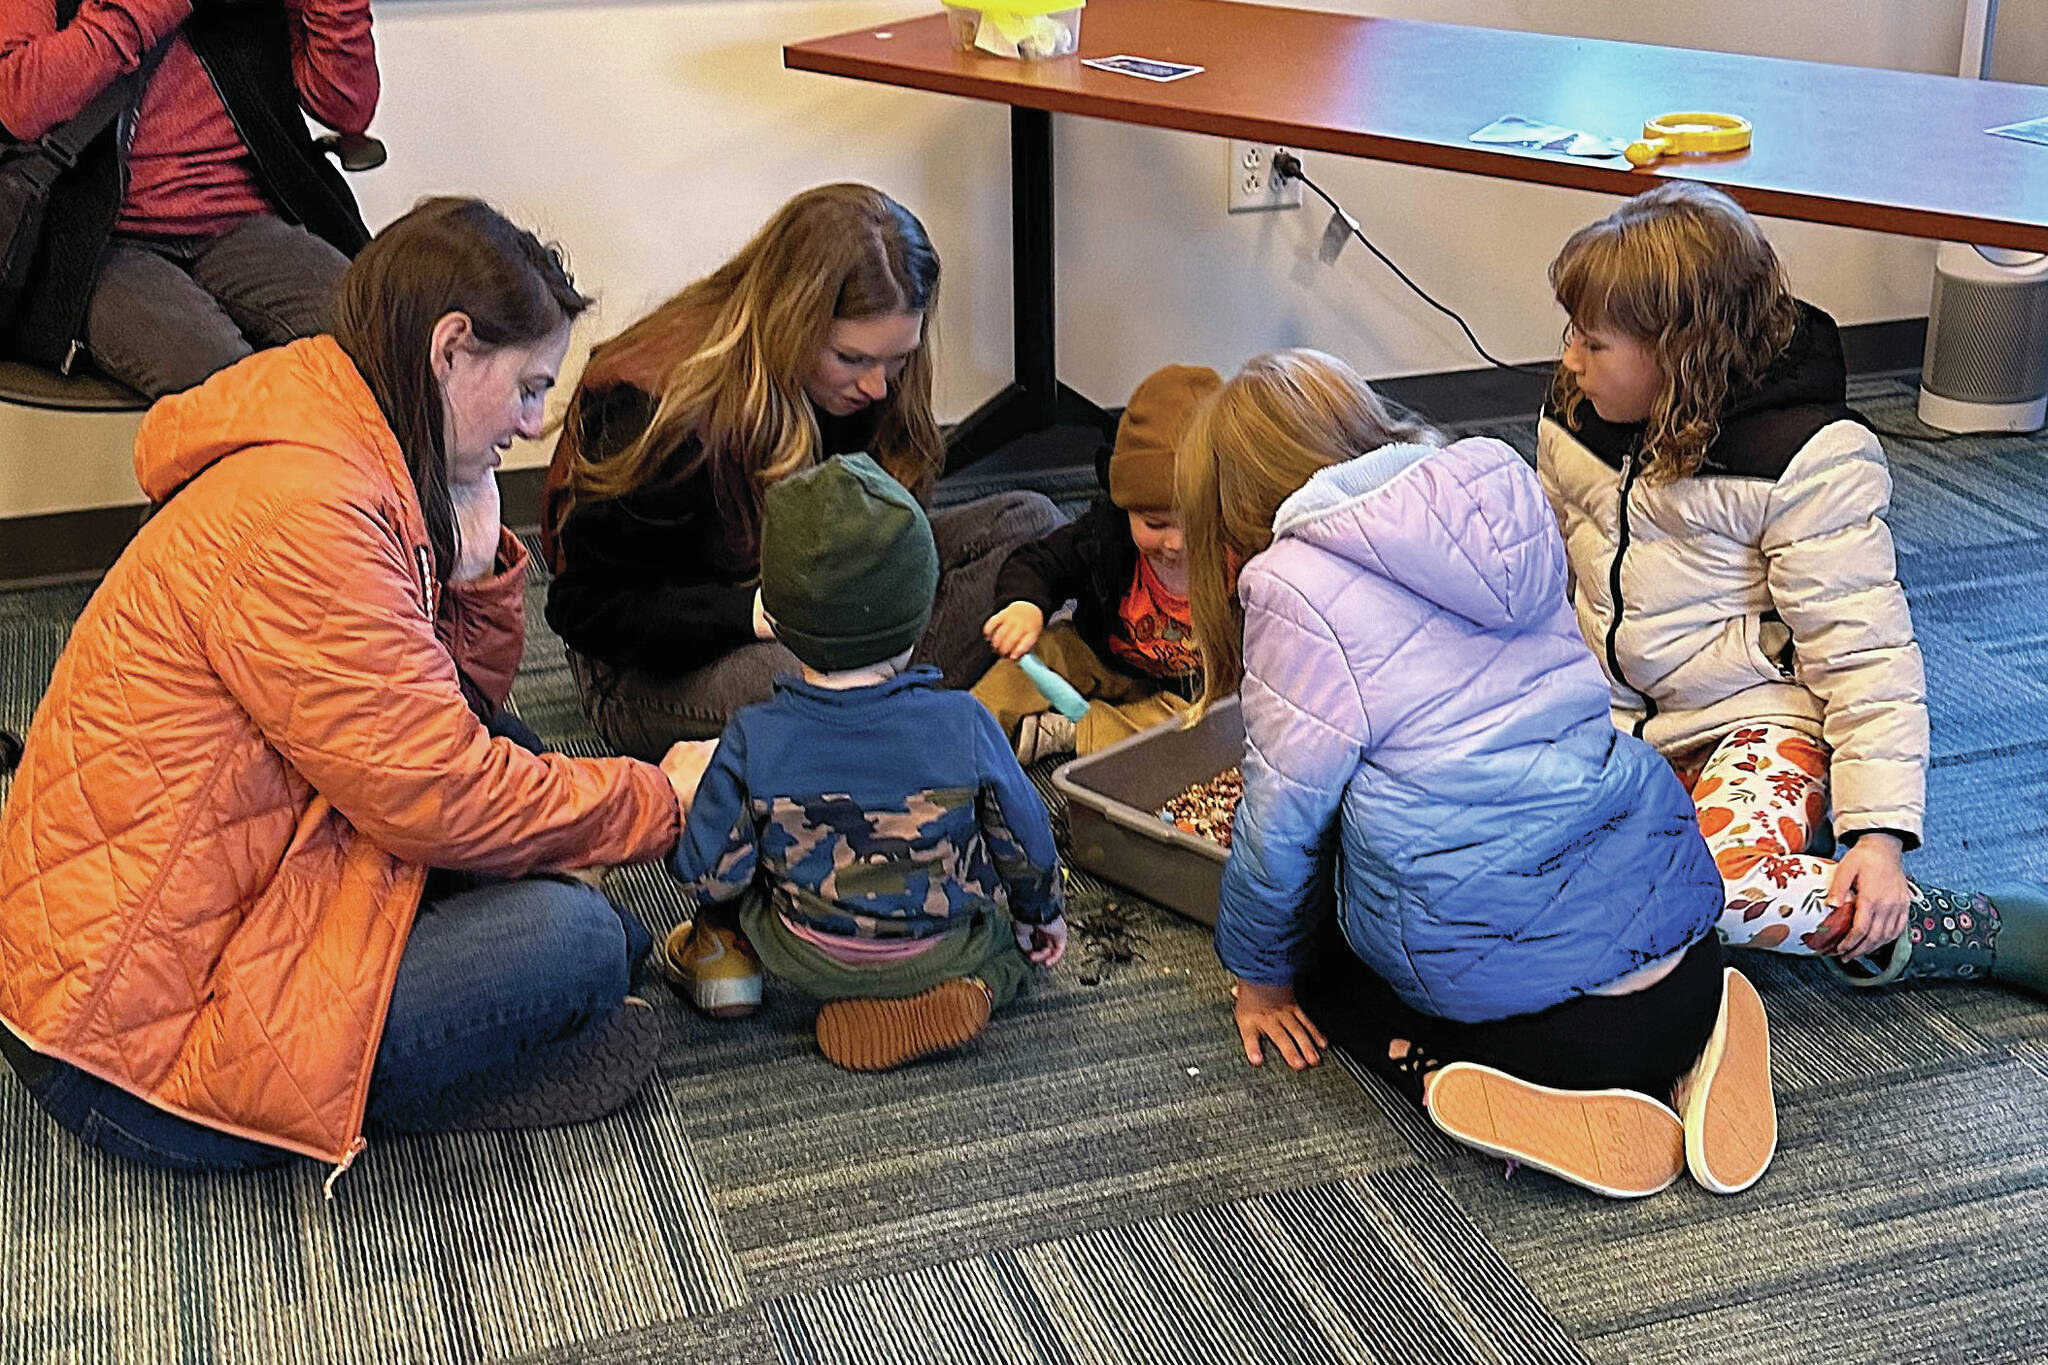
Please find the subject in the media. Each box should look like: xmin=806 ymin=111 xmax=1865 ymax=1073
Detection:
xmin=3 ymin=373 xmax=2047 ymax=1363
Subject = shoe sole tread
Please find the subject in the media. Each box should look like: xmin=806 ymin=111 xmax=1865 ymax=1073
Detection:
xmin=815 ymin=980 xmax=991 ymax=1072
xmin=1427 ymin=1063 xmax=1683 ymax=1198
xmin=1684 ymin=968 xmax=1777 ymax=1195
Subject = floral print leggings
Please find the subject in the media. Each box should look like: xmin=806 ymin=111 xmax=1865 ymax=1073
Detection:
xmin=1675 ymin=722 xmax=1981 ymax=959
xmin=1674 ymin=723 xmax=1840 ymax=953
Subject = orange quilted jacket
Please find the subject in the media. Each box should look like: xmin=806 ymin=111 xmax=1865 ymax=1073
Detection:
xmin=0 ymin=338 xmax=680 ymax=1167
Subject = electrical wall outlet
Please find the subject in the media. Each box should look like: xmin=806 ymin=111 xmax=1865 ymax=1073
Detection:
xmin=1227 ymin=141 xmax=1303 ymax=213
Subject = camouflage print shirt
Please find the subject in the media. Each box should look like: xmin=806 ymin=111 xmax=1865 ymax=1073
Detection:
xmin=669 ymin=667 xmax=1062 ymax=939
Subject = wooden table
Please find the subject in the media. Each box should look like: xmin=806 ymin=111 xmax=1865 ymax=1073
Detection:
xmin=787 ymin=0 xmax=2048 ymax=461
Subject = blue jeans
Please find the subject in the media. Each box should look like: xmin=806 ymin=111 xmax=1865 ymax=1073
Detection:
xmin=9 ymin=875 xmax=649 ymax=1171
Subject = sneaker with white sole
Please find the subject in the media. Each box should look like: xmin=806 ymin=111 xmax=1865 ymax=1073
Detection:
xmin=1425 ymin=1061 xmax=1686 ymax=1198
xmin=1013 ymin=711 xmax=1077 ymax=765
xmin=662 ymin=918 xmax=764 ymax=1019
xmin=1671 ymin=967 xmax=1776 ymax=1194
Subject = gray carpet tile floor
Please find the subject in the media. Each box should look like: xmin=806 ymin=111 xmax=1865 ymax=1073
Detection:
xmin=3 ymin=374 xmax=2047 ymax=1363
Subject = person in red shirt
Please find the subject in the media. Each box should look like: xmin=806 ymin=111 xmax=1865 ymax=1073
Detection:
xmin=0 ymin=0 xmax=377 ymax=396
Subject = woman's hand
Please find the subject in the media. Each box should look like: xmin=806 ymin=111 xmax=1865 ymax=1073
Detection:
xmin=1015 ymin=914 xmax=1068 ymax=965
xmin=1232 ymin=979 xmax=1326 ymax=1071
xmin=983 ymin=602 xmax=1045 ymax=660
xmin=1825 ymin=833 xmax=1912 ymax=960
xmin=659 ymin=738 xmax=719 ymax=815
xmin=447 ymin=472 xmax=503 ymax=585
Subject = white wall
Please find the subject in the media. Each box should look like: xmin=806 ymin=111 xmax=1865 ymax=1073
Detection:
xmin=0 ymin=406 xmax=147 ymax=518
xmin=347 ymin=0 xmax=1017 ymax=474
xmin=1057 ymin=0 xmax=2013 ymax=398
xmin=6 ymin=0 xmax=2042 ymax=517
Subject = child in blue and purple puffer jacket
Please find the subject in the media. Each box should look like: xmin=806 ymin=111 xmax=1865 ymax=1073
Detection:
xmin=1176 ymin=349 xmax=1772 ymax=1201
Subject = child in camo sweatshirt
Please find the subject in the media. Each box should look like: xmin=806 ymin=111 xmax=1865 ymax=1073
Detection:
xmin=668 ymin=455 xmax=1067 ymax=1071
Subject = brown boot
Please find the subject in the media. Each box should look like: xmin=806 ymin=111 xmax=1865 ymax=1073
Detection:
xmin=815 ymin=978 xmax=993 ymax=1072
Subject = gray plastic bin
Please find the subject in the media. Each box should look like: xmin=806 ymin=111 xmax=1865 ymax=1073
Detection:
xmin=1051 ymin=697 xmax=1242 ymax=926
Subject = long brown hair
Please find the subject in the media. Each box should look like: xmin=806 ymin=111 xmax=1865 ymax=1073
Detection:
xmin=1178 ymin=349 xmax=1440 ymax=715
xmin=1548 ymin=181 xmax=1799 ymax=481
xmin=334 ymin=197 xmax=591 ymax=583
xmin=561 ymin=183 xmax=943 ymax=566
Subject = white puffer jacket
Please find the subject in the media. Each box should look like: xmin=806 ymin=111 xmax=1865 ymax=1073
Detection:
xmin=1536 ymin=304 xmax=1928 ymax=845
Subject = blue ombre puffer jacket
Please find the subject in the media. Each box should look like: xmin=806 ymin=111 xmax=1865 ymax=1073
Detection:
xmin=1214 ymin=438 xmax=1720 ymax=1024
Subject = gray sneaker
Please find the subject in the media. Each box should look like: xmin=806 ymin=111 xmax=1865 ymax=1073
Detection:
xmin=445 ymin=997 xmax=662 ymax=1131
xmin=1014 ymin=711 xmax=1078 ymax=764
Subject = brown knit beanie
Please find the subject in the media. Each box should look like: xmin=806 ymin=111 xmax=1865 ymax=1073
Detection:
xmin=1108 ymin=364 xmax=1222 ymax=512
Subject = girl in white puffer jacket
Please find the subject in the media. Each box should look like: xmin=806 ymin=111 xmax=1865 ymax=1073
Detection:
xmin=1537 ymin=181 xmax=2045 ymax=994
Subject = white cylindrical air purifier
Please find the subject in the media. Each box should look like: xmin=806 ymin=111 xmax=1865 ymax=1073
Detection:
xmin=1917 ymin=243 xmax=2048 ymax=433
xmin=1914 ymin=0 xmax=2048 ymax=433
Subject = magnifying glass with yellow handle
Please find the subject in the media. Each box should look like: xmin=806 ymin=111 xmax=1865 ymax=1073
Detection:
xmin=1625 ymin=111 xmax=1752 ymax=167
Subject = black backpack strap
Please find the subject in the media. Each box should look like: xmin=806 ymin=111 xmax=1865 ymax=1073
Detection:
xmin=34 ymin=36 xmax=171 ymax=171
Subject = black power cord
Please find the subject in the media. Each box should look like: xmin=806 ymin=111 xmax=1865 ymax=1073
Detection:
xmin=1264 ymin=153 xmax=2037 ymax=435
xmin=1271 ymin=150 xmax=1553 ymax=377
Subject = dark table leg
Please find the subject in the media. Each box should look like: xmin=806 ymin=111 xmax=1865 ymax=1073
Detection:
xmin=945 ymin=106 xmax=1109 ymax=473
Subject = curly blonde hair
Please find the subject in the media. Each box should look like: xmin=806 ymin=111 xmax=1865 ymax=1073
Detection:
xmin=1548 ymin=182 xmax=1798 ymax=481
xmin=1176 ymin=349 xmax=1440 ymax=716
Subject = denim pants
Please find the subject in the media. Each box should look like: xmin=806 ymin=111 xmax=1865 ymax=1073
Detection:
xmin=83 ymin=214 xmax=350 ymax=398
xmin=2 ymin=714 xmax=654 ymax=1171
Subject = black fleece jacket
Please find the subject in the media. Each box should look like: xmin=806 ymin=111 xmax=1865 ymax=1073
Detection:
xmin=544 ymin=385 xmax=879 ymax=675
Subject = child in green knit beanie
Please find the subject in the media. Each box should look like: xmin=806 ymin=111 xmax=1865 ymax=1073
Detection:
xmin=666 ymin=455 xmax=1069 ymax=1070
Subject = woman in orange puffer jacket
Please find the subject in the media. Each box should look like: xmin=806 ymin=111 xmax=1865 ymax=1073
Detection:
xmin=0 ymin=199 xmax=707 ymax=1181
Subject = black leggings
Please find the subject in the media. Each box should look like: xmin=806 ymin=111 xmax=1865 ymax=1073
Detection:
xmin=1294 ymin=922 xmax=1725 ymax=1107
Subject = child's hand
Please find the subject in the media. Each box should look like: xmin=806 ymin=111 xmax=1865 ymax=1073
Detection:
xmin=1825 ymin=833 xmax=1912 ymax=960
xmin=659 ymin=738 xmax=719 ymax=815
xmin=983 ymin=602 xmax=1046 ymax=660
xmin=1232 ymin=979 xmax=1326 ymax=1071
xmin=1016 ymin=914 xmax=1068 ymax=965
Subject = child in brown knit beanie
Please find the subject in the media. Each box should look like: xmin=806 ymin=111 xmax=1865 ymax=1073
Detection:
xmin=974 ymin=364 xmax=1220 ymax=761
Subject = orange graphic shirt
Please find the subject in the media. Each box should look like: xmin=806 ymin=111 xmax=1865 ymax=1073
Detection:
xmin=1108 ymin=554 xmax=1201 ymax=680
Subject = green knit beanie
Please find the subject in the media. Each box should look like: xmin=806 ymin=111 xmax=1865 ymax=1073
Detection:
xmin=761 ymin=454 xmax=939 ymax=673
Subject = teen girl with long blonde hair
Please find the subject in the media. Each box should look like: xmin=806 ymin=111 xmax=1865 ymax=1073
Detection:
xmin=541 ymin=183 xmax=1059 ymax=760
xmin=540 ymin=184 xmax=1059 ymax=1020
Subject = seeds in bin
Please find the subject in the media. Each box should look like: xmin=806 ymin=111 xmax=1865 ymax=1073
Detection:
xmin=1158 ymin=767 xmax=1242 ymax=848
